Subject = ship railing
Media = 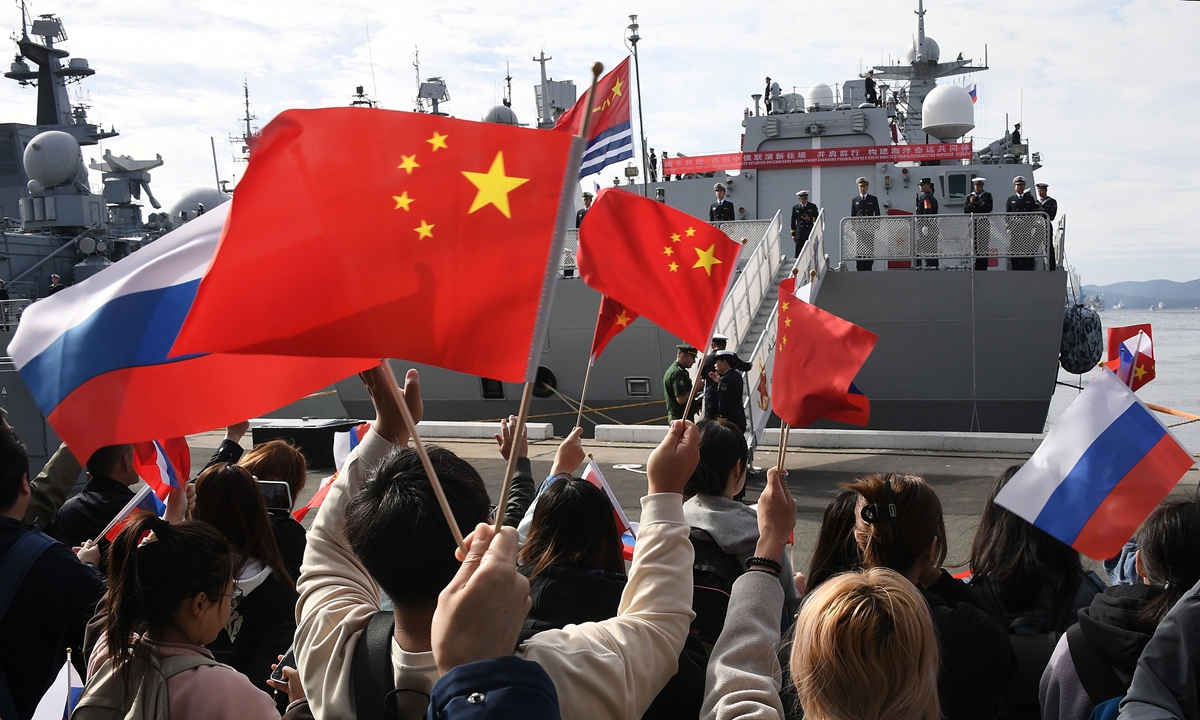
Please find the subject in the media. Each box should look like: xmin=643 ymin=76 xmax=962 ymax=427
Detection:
xmin=0 ymin=299 xmax=31 ymax=329
xmin=838 ymin=212 xmax=1055 ymax=270
xmin=711 ymin=211 xmax=784 ymax=351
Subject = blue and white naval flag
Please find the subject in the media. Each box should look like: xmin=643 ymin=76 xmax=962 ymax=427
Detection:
xmin=555 ymin=57 xmax=635 ymax=179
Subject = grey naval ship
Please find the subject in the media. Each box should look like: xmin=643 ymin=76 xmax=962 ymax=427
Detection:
xmin=0 ymin=3 xmax=1068 ymax=472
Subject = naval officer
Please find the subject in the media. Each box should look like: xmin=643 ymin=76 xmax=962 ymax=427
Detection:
xmin=851 ymin=177 xmax=881 ymax=271
xmin=790 ymin=191 xmax=819 ymax=258
xmin=914 ymin=177 xmax=940 ymax=268
xmin=701 ymin=335 xmax=728 ymax=421
xmin=576 ymin=191 xmax=593 ymax=228
xmin=964 ymin=177 xmax=994 ymax=271
xmin=664 ymin=344 xmax=700 ymax=422
xmin=47 ymin=273 xmax=66 ymax=295
xmin=1006 ymin=176 xmax=1041 ymax=271
xmin=1035 ymin=182 xmax=1058 ymax=270
xmin=708 ymin=350 xmax=748 ymax=432
xmin=710 ymin=182 xmax=735 ymax=222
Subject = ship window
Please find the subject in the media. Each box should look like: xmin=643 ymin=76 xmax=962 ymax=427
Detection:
xmin=625 ymin=377 xmax=652 ymax=397
xmin=946 ymin=173 xmax=968 ymax=200
xmin=480 ymin=378 xmax=505 ymax=400
xmin=533 ymin=366 xmax=556 ymax=398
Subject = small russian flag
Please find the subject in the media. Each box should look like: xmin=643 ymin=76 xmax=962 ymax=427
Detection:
xmin=1104 ymin=329 xmax=1155 ymax=391
xmin=582 ymin=459 xmax=634 ymax=537
xmin=99 ymin=485 xmax=166 ymax=543
xmin=132 ymin=438 xmax=190 ymax=502
xmin=294 ymin=422 xmax=370 ymax=522
xmin=995 ymin=370 xmax=1194 ymax=560
xmin=968 ymin=83 xmax=978 ymax=104
xmin=30 ymin=651 xmax=84 ymax=720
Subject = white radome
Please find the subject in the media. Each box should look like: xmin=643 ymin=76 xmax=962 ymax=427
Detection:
xmin=806 ymin=84 xmax=834 ymax=110
xmin=23 ymin=130 xmax=81 ymax=188
xmin=922 ymin=84 xmax=975 ymax=141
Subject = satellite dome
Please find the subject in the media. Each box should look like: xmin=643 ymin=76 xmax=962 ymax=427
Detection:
xmin=23 ymin=130 xmax=81 ymax=188
xmin=169 ymin=187 xmax=231 ymax=223
xmin=906 ymin=37 xmax=941 ymax=64
xmin=483 ymin=105 xmax=520 ymax=125
xmin=780 ymin=93 xmax=805 ymax=114
xmin=806 ymin=84 xmax=834 ymax=111
xmin=922 ymin=84 xmax=975 ymax=141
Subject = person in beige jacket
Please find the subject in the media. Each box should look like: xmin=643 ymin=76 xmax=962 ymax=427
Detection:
xmin=295 ymin=363 xmax=698 ymax=720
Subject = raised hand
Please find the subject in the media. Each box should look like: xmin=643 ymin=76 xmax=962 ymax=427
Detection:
xmin=550 ymin=426 xmax=585 ymax=477
xmin=360 ymin=362 xmax=422 ymax=445
xmin=494 ymin=415 xmax=528 ymax=461
xmin=754 ymin=467 xmax=796 ymax=563
xmin=646 ymin=420 xmax=700 ymax=495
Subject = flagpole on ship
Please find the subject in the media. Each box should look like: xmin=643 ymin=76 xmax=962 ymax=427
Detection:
xmin=626 ymin=15 xmax=650 ymax=197
xmin=494 ymin=61 xmax=605 ymax=532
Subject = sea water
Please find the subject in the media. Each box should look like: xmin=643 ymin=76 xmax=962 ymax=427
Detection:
xmin=1048 ymin=309 xmax=1200 ymax=451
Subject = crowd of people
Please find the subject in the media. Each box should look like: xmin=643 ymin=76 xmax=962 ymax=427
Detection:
xmin=2 ymin=363 xmax=1200 ymax=720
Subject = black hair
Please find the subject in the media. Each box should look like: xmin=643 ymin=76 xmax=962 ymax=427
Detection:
xmin=807 ymin=489 xmax=862 ymax=592
xmin=194 ymin=463 xmax=295 ymax=591
xmin=518 ymin=475 xmax=625 ymax=580
xmin=969 ymin=465 xmax=1083 ymax=612
xmin=0 ymin=427 xmax=29 ymax=509
xmin=684 ymin=419 xmax=747 ymax=497
xmin=102 ymin=515 xmax=232 ymax=670
xmin=346 ymin=444 xmax=490 ymax=608
xmin=86 ymin=444 xmax=134 ymax=479
xmin=1137 ymin=496 xmax=1200 ymax=627
xmin=847 ymin=473 xmax=947 ymax=576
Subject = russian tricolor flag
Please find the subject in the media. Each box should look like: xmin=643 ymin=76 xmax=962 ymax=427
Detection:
xmin=996 ymin=370 xmax=1194 ymax=560
xmin=1104 ymin=326 xmax=1155 ymax=391
xmin=968 ymin=83 xmax=978 ymax=104
xmin=132 ymin=438 xmax=190 ymax=502
xmin=30 ymin=652 xmax=83 ymax=720
xmin=99 ymin=485 xmax=166 ymax=542
xmin=294 ymin=422 xmax=370 ymax=522
xmin=7 ymin=203 xmax=374 ymax=463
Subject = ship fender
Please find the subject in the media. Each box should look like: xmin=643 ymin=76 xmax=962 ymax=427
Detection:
xmin=1059 ymin=305 xmax=1103 ymax=375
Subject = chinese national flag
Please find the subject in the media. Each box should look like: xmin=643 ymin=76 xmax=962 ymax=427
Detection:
xmin=577 ymin=189 xmax=741 ymax=350
xmin=590 ymin=296 xmax=639 ymax=363
xmin=1106 ymin=324 xmax=1152 ymax=362
xmin=1103 ymin=325 xmax=1155 ymax=390
xmin=172 ymin=108 xmax=578 ymax=383
xmin=771 ymin=277 xmax=878 ymax=428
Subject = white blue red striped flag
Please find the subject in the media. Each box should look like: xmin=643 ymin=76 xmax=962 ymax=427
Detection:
xmin=132 ymin=438 xmax=189 ymax=501
xmin=30 ymin=652 xmax=83 ymax=720
xmin=555 ymin=57 xmax=634 ymax=179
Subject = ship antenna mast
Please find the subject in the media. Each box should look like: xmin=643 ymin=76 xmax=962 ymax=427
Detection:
xmin=16 ymin=0 xmax=29 ymax=39
xmin=503 ymin=59 xmax=512 ymax=108
xmin=413 ymin=47 xmax=424 ymax=113
xmin=626 ymin=15 xmax=650 ymax=197
xmin=241 ymin=80 xmax=255 ymax=140
xmin=916 ymin=0 xmax=926 ymax=60
xmin=364 ymin=18 xmax=380 ymax=108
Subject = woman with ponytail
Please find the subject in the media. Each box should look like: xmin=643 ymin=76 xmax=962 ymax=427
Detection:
xmin=1041 ymin=496 xmax=1200 ymax=720
xmin=79 ymin=514 xmax=284 ymax=718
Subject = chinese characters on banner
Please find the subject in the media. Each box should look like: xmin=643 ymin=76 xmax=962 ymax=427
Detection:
xmin=660 ymin=142 xmax=974 ymax=175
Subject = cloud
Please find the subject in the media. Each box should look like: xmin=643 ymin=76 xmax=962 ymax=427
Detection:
xmin=2 ymin=0 xmax=1196 ymax=283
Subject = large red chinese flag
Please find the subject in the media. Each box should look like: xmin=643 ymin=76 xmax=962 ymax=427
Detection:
xmin=173 ymin=108 xmax=578 ymax=383
xmin=577 ymin=189 xmax=740 ymax=350
xmin=771 ymin=277 xmax=879 ymax=428
xmin=590 ymin=296 xmax=639 ymax=363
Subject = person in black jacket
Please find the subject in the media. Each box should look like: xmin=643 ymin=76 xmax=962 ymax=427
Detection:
xmin=239 ymin=439 xmax=309 ymax=582
xmin=915 ymin=177 xmax=940 ymax=268
xmin=45 ymin=444 xmax=141 ymax=559
xmin=701 ymin=335 xmax=728 ymax=421
xmin=709 ymin=351 xmax=747 ymax=432
xmin=964 ymin=177 xmax=994 ymax=270
xmin=1006 ymin=176 xmax=1042 ymax=271
xmin=710 ymin=183 xmax=735 ymax=221
xmin=847 ymin=472 xmax=1015 ymax=720
xmin=850 ymin=177 xmax=881 ymax=271
xmin=789 ymin=191 xmax=818 ymax=258
xmin=0 ymin=427 xmax=104 ymax=720
xmin=47 ymin=273 xmax=66 ymax=295
xmin=576 ymin=191 xmax=593 ymax=228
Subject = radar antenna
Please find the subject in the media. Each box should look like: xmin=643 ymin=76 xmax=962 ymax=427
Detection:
xmin=503 ymin=59 xmax=512 ymax=108
xmin=413 ymin=47 xmax=425 ymax=113
xmin=229 ymin=79 xmax=258 ymax=163
xmin=533 ymin=49 xmax=552 ymax=127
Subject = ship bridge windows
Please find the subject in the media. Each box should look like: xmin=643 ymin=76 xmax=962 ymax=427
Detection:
xmin=944 ymin=173 xmax=968 ymax=202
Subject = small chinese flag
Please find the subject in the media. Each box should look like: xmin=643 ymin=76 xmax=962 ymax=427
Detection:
xmin=1104 ymin=326 xmax=1156 ymax=391
xmin=577 ymin=189 xmax=741 ymax=350
xmin=1106 ymin=324 xmax=1152 ymax=361
xmin=590 ymin=296 xmax=639 ymax=363
xmin=173 ymin=108 xmax=578 ymax=383
xmin=771 ymin=277 xmax=878 ymax=428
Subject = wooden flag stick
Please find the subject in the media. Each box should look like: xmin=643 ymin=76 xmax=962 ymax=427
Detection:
xmin=578 ymin=62 xmax=604 ymax=140
xmin=494 ymin=380 xmax=534 ymax=532
xmin=379 ymin=362 xmax=466 ymax=553
xmin=681 ymin=349 xmax=707 ymax=422
xmin=1147 ymin=403 xmax=1200 ymax=422
xmin=576 ymin=360 xmax=595 ymax=429
xmin=776 ymin=423 xmax=791 ymax=472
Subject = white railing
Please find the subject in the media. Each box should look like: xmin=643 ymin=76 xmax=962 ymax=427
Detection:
xmin=712 ymin=211 xmax=783 ymax=350
xmin=839 ymin=212 xmax=1054 ymax=269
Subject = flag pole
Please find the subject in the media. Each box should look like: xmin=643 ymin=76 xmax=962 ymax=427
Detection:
xmin=379 ymin=362 xmax=466 ymax=553
xmin=1127 ymin=331 xmax=1146 ymax=389
xmin=682 ymin=350 xmax=706 ymax=422
xmin=495 ymin=62 xmax=605 ymax=533
xmin=776 ymin=421 xmax=790 ymax=471
xmin=576 ymin=359 xmax=595 ymax=429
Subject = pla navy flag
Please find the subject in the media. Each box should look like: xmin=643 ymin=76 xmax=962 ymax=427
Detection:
xmin=555 ymin=57 xmax=634 ymax=178
xmin=994 ymin=370 xmax=1194 ymax=560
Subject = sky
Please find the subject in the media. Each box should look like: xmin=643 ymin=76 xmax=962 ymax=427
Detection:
xmin=1 ymin=0 xmax=1197 ymax=285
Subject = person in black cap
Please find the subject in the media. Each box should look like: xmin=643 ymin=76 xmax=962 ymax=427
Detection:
xmin=851 ymin=177 xmax=881 ymax=271
xmin=47 ymin=274 xmax=66 ymax=296
xmin=1011 ymin=123 xmax=1022 ymax=146
xmin=710 ymin=183 xmax=735 ymax=222
xmin=648 ymin=148 xmax=658 ymax=182
xmin=708 ymin=350 xmax=747 ymax=432
xmin=1006 ymin=176 xmax=1041 ymax=271
xmin=964 ymin=177 xmax=993 ymax=271
xmin=701 ymin=335 xmax=728 ymax=421
xmin=864 ymin=70 xmax=879 ymax=106
xmin=576 ymin=192 xmax=593 ymax=228
xmin=790 ymin=191 xmax=819 ymax=258
xmin=663 ymin=344 xmax=700 ymax=422
xmin=1035 ymin=182 xmax=1056 ymax=222
xmin=914 ymin=177 xmax=939 ymax=269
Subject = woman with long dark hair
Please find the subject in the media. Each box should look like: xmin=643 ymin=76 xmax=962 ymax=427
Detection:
xmin=238 ymin=440 xmax=308 ymax=581
xmin=193 ymin=463 xmax=298 ymax=697
xmin=78 ymin=514 xmax=282 ymax=718
xmin=806 ymin=489 xmax=861 ymax=593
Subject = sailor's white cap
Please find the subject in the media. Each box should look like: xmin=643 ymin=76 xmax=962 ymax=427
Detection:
xmin=582 ymin=191 xmax=594 ymax=198
xmin=856 ymin=176 xmax=870 ymax=184
xmin=1035 ymin=182 xmax=1049 ymax=188
xmin=711 ymin=334 xmax=729 ymax=343
xmin=714 ymin=182 xmax=727 ymax=191
xmin=971 ymin=177 xmax=986 ymax=183
xmin=796 ymin=190 xmax=809 ymax=196
xmin=1013 ymin=175 xmax=1028 ymax=184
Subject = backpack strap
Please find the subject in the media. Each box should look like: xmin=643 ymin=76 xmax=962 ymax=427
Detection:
xmin=353 ymin=610 xmax=398 ymax=720
xmin=1066 ymin=624 xmax=1128 ymax=706
xmin=156 ymin=653 xmax=225 ymax=679
xmin=0 ymin=530 xmax=58 ymax=720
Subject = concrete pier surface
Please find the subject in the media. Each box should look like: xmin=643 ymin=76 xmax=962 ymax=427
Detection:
xmin=188 ymin=431 xmax=1200 ymax=577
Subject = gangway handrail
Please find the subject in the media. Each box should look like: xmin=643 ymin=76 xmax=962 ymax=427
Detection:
xmin=711 ymin=210 xmax=783 ymax=351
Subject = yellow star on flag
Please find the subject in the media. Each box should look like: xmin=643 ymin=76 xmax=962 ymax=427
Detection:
xmin=784 ymin=317 xmax=792 ymax=327
xmin=692 ymin=244 xmax=723 ymax=276
xmin=1134 ymin=364 xmax=1147 ymax=380
xmin=462 ymin=152 xmax=529 ymax=218
xmin=413 ymin=220 xmax=434 ymax=240
xmin=427 ymin=132 xmax=448 ymax=151
xmin=670 ymin=233 xmax=682 ymax=243
xmin=782 ymin=301 xmax=790 ymax=311
xmin=393 ymin=192 xmax=414 ymax=211
xmin=685 ymin=226 xmax=697 ymax=237
xmin=397 ymin=155 xmax=420 ymax=174
xmin=611 ymin=77 xmax=624 ymax=97
xmin=668 ymin=261 xmax=679 ymax=272
xmin=663 ymin=246 xmax=674 ymax=256
xmin=615 ymin=310 xmax=632 ymax=327
xmin=781 ymin=335 xmax=788 ymax=346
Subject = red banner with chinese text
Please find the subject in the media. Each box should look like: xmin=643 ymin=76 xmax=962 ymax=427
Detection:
xmin=661 ymin=142 xmax=973 ymax=174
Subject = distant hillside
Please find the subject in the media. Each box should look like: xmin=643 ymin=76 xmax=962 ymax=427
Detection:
xmin=1083 ymin=279 xmax=1200 ymax=309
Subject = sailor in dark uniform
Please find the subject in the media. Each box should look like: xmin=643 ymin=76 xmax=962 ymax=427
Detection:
xmin=1005 ymin=176 xmax=1041 ymax=271
xmin=663 ymin=344 xmax=699 ymax=422
xmin=864 ymin=70 xmax=879 ymax=106
xmin=575 ymin=191 xmax=593 ymax=228
xmin=963 ymin=177 xmax=994 ymax=271
xmin=710 ymin=182 xmax=735 ymax=222
xmin=47 ymin=273 xmax=66 ymax=295
xmin=648 ymin=149 xmax=658 ymax=182
xmin=790 ymin=191 xmax=819 ymax=258
xmin=708 ymin=350 xmax=748 ymax=432
xmin=850 ymin=177 xmax=881 ymax=271
xmin=700 ymin=335 xmax=728 ymax=421
xmin=914 ymin=177 xmax=940 ymax=269
xmin=1035 ymin=182 xmax=1058 ymax=269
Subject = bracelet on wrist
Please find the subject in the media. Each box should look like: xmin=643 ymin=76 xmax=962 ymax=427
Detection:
xmin=745 ymin=556 xmax=783 ymax=574
xmin=747 ymin=566 xmax=781 ymax=578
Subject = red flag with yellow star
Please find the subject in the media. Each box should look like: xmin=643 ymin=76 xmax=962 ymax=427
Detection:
xmin=590 ymin=295 xmax=639 ymax=363
xmin=171 ymin=108 xmax=579 ymax=383
xmin=771 ymin=277 xmax=878 ymax=428
xmin=576 ymin=188 xmax=740 ymax=350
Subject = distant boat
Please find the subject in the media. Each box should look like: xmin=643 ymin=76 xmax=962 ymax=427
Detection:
xmin=1113 ymin=301 xmax=1125 ymax=310
xmin=1159 ymin=301 xmax=1166 ymax=309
